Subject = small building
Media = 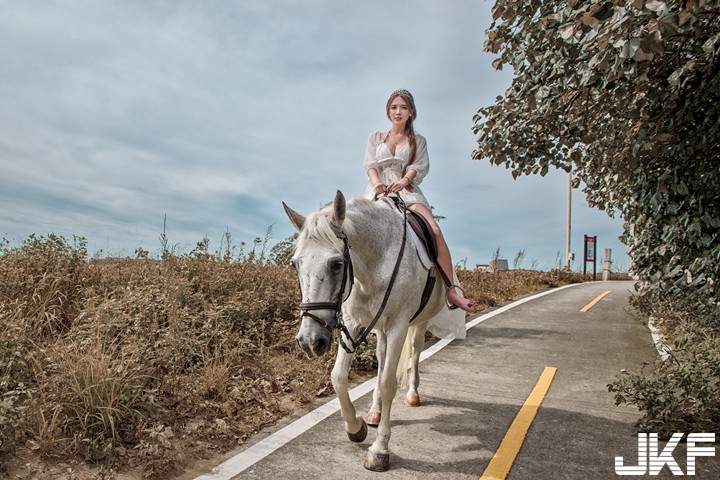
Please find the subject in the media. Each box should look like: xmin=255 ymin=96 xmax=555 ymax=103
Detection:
xmin=475 ymin=259 xmax=509 ymax=272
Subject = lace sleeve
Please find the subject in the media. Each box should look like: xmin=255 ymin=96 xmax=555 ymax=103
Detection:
xmin=363 ymin=132 xmax=382 ymax=172
xmin=407 ymin=134 xmax=429 ymax=185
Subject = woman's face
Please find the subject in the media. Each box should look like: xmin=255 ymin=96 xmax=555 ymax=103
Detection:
xmin=387 ymin=96 xmax=413 ymax=127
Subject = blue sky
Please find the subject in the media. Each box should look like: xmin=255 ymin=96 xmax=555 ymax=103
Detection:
xmin=0 ymin=0 xmax=628 ymax=271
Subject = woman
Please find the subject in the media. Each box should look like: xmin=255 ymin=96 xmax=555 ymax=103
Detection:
xmin=363 ymin=89 xmax=475 ymax=313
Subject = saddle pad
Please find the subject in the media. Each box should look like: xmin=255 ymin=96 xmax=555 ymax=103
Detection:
xmin=380 ymin=197 xmax=434 ymax=270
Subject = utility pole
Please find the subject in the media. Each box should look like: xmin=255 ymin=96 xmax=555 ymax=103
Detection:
xmin=565 ymin=170 xmax=572 ymax=269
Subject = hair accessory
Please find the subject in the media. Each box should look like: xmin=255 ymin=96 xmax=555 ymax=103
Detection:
xmin=390 ymin=89 xmax=413 ymax=101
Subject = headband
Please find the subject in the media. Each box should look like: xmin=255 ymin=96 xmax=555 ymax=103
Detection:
xmin=389 ymin=89 xmax=414 ymax=102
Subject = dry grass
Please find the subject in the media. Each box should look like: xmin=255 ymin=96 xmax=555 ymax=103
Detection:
xmin=457 ymin=267 xmax=595 ymax=311
xmin=0 ymin=234 xmax=620 ymax=479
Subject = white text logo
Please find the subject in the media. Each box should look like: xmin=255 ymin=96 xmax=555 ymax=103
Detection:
xmin=615 ymin=433 xmax=715 ymax=476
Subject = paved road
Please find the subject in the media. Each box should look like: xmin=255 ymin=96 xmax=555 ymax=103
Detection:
xmin=191 ymin=281 xmax=719 ymax=479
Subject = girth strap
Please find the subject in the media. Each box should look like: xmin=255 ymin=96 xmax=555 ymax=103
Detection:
xmin=409 ymin=269 xmax=436 ymax=322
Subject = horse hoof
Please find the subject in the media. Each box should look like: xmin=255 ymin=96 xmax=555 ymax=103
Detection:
xmin=404 ymin=393 xmax=420 ymax=407
xmin=348 ymin=419 xmax=367 ymax=443
xmin=364 ymin=452 xmax=390 ymax=472
xmin=366 ymin=411 xmax=381 ymax=427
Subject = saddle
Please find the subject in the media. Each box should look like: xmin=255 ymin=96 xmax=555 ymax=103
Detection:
xmin=386 ymin=196 xmax=453 ymax=321
xmin=405 ymin=208 xmax=438 ymax=264
xmin=390 ymin=197 xmax=454 ymax=289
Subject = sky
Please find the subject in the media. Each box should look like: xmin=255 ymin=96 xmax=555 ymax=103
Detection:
xmin=0 ymin=0 xmax=628 ymax=272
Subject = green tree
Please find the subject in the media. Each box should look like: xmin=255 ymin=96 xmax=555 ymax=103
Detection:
xmin=474 ymin=0 xmax=720 ymax=324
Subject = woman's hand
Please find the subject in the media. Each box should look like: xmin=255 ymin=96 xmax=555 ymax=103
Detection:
xmin=387 ymin=177 xmax=410 ymax=194
xmin=373 ymin=182 xmax=388 ymax=196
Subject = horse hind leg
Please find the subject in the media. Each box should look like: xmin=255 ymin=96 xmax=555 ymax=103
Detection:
xmin=366 ymin=331 xmax=387 ymax=427
xmin=366 ymin=404 xmax=381 ymax=427
xmin=398 ymin=325 xmax=424 ymax=407
xmin=366 ymin=378 xmax=382 ymax=426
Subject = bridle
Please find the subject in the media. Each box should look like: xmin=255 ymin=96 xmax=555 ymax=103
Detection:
xmin=297 ymin=194 xmax=408 ymax=354
xmin=298 ymin=231 xmax=354 ymax=334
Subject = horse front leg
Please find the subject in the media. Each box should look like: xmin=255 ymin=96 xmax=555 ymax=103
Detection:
xmin=364 ymin=327 xmax=405 ymax=472
xmin=331 ymin=343 xmax=367 ymax=443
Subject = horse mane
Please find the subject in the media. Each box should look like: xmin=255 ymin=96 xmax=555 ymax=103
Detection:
xmin=295 ymin=197 xmax=380 ymax=254
xmin=296 ymin=207 xmax=346 ymax=254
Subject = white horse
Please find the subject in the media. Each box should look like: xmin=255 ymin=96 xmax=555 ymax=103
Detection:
xmin=283 ymin=190 xmax=451 ymax=471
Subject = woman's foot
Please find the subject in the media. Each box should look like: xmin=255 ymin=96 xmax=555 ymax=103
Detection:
xmin=447 ymin=286 xmax=475 ymax=312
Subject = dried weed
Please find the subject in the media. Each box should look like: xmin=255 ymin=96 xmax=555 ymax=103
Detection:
xmin=0 ymin=234 xmax=610 ymax=478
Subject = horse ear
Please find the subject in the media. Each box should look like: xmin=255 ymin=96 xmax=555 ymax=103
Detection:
xmin=332 ymin=190 xmax=346 ymax=226
xmin=283 ymin=202 xmax=306 ymax=232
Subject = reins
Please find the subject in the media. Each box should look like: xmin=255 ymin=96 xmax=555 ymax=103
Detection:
xmin=298 ymin=194 xmax=408 ymax=354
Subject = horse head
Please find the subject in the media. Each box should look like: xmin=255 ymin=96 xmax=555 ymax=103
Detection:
xmin=283 ymin=191 xmax=351 ymax=358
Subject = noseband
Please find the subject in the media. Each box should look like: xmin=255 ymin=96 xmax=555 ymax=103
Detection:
xmin=297 ymin=195 xmax=408 ymax=354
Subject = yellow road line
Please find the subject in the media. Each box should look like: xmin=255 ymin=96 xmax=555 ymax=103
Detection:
xmin=480 ymin=366 xmax=558 ymax=480
xmin=580 ymin=290 xmax=612 ymax=312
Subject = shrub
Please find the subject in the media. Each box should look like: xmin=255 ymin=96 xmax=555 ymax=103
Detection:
xmin=609 ymin=322 xmax=720 ymax=439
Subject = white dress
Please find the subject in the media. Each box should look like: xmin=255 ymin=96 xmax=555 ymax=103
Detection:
xmin=363 ymin=131 xmax=431 ymax=209
xmin=363 ymin=131 xmax=466 ymax=340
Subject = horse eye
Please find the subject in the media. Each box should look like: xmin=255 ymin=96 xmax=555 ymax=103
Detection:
xmin=331 ymin=260 xmax=344 ymax=272
xmin=291 ymin=259 xmax=298 ymax=271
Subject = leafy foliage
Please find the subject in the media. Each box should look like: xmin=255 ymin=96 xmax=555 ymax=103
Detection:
xmin=475 ymin=0 xmax=720 ymax=322
xmin=609 ymin=323 xmax=720 ymax=438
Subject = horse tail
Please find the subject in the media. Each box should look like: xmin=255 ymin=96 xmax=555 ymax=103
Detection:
xmin=396 ymin=325 xmax=415 ymax=388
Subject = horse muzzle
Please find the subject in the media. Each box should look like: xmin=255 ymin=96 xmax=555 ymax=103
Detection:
xmin=295 ymin=328 xmax=332 ymax=358
xmin=294 ymin=302 xmax=340 ymax=358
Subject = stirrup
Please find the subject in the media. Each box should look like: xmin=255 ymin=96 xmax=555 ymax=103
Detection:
xmin=445 ymin=284 xmax=465 ymax=310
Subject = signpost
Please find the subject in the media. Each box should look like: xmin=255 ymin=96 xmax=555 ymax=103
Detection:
xmin=584 ymin=235 xmax=597 ymax=279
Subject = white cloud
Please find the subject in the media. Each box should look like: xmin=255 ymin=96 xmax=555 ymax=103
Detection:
xmin=0 ymin=0 xmax=627 ymax=268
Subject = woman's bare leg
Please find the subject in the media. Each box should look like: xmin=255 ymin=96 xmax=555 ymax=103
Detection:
xmin=408 ymin=204 xmax=475 ymax=312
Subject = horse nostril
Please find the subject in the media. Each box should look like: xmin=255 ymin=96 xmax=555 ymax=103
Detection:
xmin=315 ymin=338 xmax=327 ymax=354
